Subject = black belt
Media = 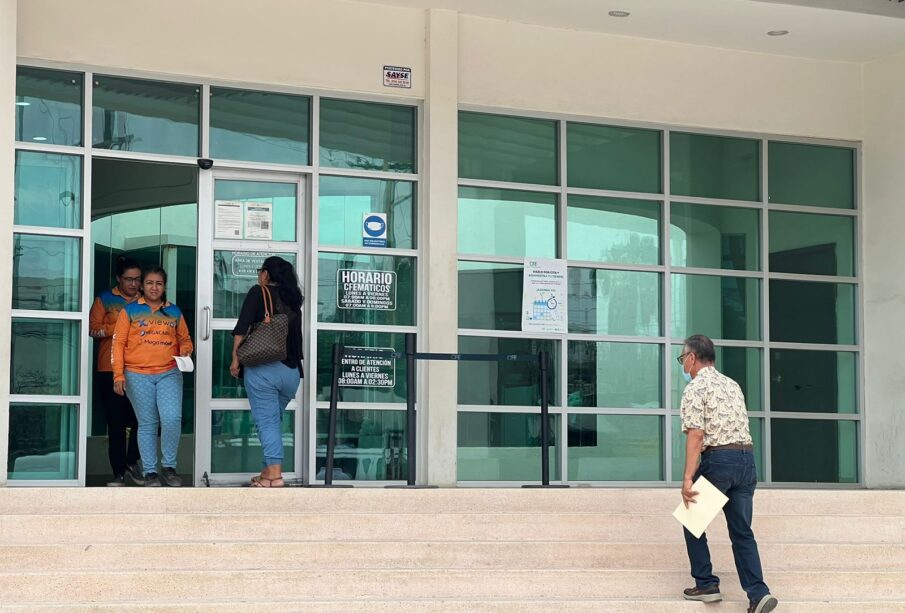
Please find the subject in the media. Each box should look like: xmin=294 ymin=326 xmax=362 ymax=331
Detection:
xmin=702 ymin=443 xmax=753 ymax=453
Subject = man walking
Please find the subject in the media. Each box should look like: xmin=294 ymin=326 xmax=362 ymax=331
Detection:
xmin=678 ymin=334 xmax=778 ymax=613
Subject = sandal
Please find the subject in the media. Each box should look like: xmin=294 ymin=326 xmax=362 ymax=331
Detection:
xmin=250 ymin=475 xmax=284 ymax=488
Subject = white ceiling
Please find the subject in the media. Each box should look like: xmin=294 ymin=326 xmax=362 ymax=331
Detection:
xmin=352 ymin=0 xmax=905 ymax=62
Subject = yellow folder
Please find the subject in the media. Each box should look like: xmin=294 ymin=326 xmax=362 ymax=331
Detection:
xmin=672 ymin=476 xmax=729 ymax=539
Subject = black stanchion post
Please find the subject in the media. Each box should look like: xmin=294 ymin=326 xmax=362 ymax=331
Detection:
xmin=523 ymin=349 xmax=569 ymax=489
xmin=309 ymin=342 xmax=352 ymax=487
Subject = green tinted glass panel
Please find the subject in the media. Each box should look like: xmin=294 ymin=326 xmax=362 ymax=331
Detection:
xmin=212 ymin=330 xmax=246 ymax=399
xmin=93 ymin=75 xmax=199 ymax=156
xmin=671 ymin=133 xmax=761 ymax=202
xmin=14 ymin=151 xmax=82 ymax=229
xmin=771 ymin=349 xmax=857 ymax=414
xmin=458 ymin=262 xmax=522 ymax=331
xmin=569 ymin=414 xmax=662 ymax=481
xmin=671 ymin=416 xmax=762 ymax=481
xmin=768 ymin=142 xmax=855 ymax=209
xmin=566 ymin=195 xmax=659 ymax=265
xmin=211 ymin=410 xmax=294 ymax=473
xmin=671 ymin=344 xmax=762 ymax=411
xmin=458 ymin=187 xmax=556 ymax=258
xmin=459 ymin=112 xmax=557 ymax=185
xmin=320 ymin=99 xmax=415 ymax=173
xmin=11 ymin=319 xmax=79 ymax=395
xmin=210 ymin=87 xmax=310 ymax=165
xmin=315 ymin=409 xmax=408 ymax=481
xmin=318 ymin=253 xmax=415 ymax=326
xmin=214 ymin=180 xmax=296 ymax=242
xmin=12 ymin=234 xmax=81 ymax=311
xmin=568 ymin=268 xmax=660 ymax=336
xmin=16 ymin=66 xmax=82 ymax=146
xmin=769 ymin=211 xmax=854 ymax=277
xmin=458 ymin=412 xmax=560 ymax=481
xmin=772 ymin=419 xmax=857 ymax=483
xmin=670 ymin=202 xmax=760 ymax=271
xmin=567 ymin=123 xmax=661 ymax=193
xmin=316 ymin=331 xmax=407 ymax=404
xmin=8 ymin=404 xmax=78 ymax=480
xmin=769 ymin=280 xmax=855 ymax=345
xmin=672 ymin=274 xmax=761 ymax=341
xmin=319 ymin=176 xmax=414 ymax=249
xmin=458 ymin=337 xmax=559 ymax=407
xmin=213 ymin=251 xmax=297 ymax=319
xmin=568 ymin=341 xmax=661 ymax=409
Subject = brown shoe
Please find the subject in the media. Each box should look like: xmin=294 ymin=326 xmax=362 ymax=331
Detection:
xmin=683 ymin=585 xmax=722 ymax=602
xmin=748 ymin=595 xmax=778 ymax=613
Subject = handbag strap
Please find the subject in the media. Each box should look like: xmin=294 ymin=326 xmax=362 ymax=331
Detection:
xmin=260 ymin=283 xmax=273 ymax=324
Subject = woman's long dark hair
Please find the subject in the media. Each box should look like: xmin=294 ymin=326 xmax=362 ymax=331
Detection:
xmin=261 ymin=256 xmax=303 ymax=311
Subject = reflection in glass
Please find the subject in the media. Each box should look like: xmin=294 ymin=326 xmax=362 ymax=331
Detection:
xmin=14 ymin=151 xmax=82 ymax=229
xmin=212 ymin=330 xmax=246 ymax=399
xmin=568 ymin=341 xmax=661 ymax=408
xmin=458 ymin=262 xmax=522 ymax=331
xmin=769 ymin=211 xmax=854 ymax=277
xmin=316 ymin=331 xmax=408 ymax=404
xmin=769 ymin=280 xmax=855 ymax=345
xmin=214 ymin=251 xmax=296 ymax=319
xmin=458 ymin=187 xmax=557 ymax=258
xmin=320 ymin=99 xmax=415 ymax=173
xmin=671 ymin=416 xmax=763 ymax=481
xmin=211 ymin=410 xmax=294 ymax=473
xmin=93 ymin=75 xmax=199 ymax=156
xmin=771 ymin=349 xmax=857 ymax=414
xmin=11 ymin=319 xmax=79 ymax=396
xmin=567 ymin=123 xmax=661 ymax=193
xmin=672 ymin=274 xmax=761 ymax=341
xmin=319 ymin=176 xmax=414 ymax=249
xmin=772 ymin=419 xmax=857 ymax=483
xmin=8 ymin=404 xmax=78 ymax=480
xmin=315 ymin=409 xmax=407 ymax=481
xmin=568 ymin=268 xmax=660 ymax=336
xmin=566 ymin=195 xmax=659 ymax=265
xmin=670 ymin=202 xmax=760 ymax=271
xmin=458 ymin=337 xmax=559 ymax=407
xmin=16 ymin=66 xmax=82 ymax=146
xmin=210 ymin=87 xmax=310 ymax=165
xmin=214 ymin=180 xmax=296 ymax=242
xmin=670 ymin=132 xmax=761 ymax=202
xmin=12 ymin=234 xmax=81 ymax=311
xmin=459 ymin=111 xmax=557 ymax=185
xmin=568 ymin=414 xmax=662 ymax=481
xmin=458 ymin=412 xmax=560 ymax=481
xmin=768 ymin=141 xmax=855 ymax=209
xmin=318 ymin=253 xmax=414 ymax=326
xmin=671 ymin=344 xmax=762 ymax=411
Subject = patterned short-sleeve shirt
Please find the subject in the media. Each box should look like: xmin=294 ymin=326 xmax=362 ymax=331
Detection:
xmin=680 ymin=366 xmax=752 ymax=448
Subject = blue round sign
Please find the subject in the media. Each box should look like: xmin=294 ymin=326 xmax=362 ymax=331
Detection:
xmin=363 ymin=215 xmax=387 ymax=238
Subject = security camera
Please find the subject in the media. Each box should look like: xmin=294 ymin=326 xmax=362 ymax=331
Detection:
xmin=197 ymin=158 xmax=214 ymax=170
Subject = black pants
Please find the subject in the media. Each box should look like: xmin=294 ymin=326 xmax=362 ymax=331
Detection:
xmin=94 ymin=372 xmax=140 ymax=476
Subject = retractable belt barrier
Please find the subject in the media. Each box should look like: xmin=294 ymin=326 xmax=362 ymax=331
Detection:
xmin=319 ymin=333 xmax=566 ymax=488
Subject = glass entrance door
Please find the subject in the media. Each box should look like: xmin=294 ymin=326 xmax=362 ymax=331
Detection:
xmin=194 ymin=170 xmax=308 ymax=486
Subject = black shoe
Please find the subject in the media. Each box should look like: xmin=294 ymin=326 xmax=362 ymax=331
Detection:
xmin=683 ymin=585 xmax=722 ymax=603
xmin=161 ymin=467 xmax=182 ymax=487
xmin=144 ymin=472 xmax=162 ymax=487
xmin=106 ymin=475 xmax=125 ymax=487
xmin=748 ymin=594 xmax=778 ymax=613
xmin=125 ymin=463 xmax=145 ymax=486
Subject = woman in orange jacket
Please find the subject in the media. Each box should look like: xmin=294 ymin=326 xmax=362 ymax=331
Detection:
xmin=112 ymin=265 xmax=192 ymax=487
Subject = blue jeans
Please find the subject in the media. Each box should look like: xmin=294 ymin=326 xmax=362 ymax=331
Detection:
xmin=125 ymin=368 xmax=183 ymax=476
xmin=244 ymin=361 xmax=300 ymax=468
xmin=683 ymin=449 xmax=770 ymax=603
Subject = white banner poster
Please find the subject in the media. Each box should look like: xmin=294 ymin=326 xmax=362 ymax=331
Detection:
xmin=244 ymin=201 xmax=273 ymax=240
xmin=521 ymin=258 xmax=568 ymax=334
xmin=214 ymin=201 xmax=243 ymax=239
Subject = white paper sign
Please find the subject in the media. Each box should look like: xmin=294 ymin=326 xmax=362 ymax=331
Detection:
xmin=215 ymin=201 xmax=243 ymax=239
xmin=173 ymin=356 xmax=194 ymax=373
xmin=383 ymin=65 xmax=412 ymax=88
xmin=244 ymin=202 xmax=273 ymax=240
xmin=521 ymin=258 xmax=568 ymax=334
xmin=672 ymin=476 xmax=730 ymax=539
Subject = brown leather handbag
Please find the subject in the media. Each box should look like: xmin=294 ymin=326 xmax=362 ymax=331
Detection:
xmin=236 ymin=284 xmax=288 ymax=367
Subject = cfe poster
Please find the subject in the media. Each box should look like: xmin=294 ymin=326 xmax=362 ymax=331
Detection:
xmin=214 ymin=200 xmax=273 ymax=240
xmin=338 ymin=347 xmax=395 ymax=388
xmin=337 ymin=269 xmax=396 ymax=311
xmin=521 ymin=258 xmax=568 ymax=334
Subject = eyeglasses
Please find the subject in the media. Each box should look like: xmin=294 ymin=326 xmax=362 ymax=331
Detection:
xmin=676 ymin=352 xmax=691 ymax=365
xmin=120 ymin=276 xmax=141 ymax=284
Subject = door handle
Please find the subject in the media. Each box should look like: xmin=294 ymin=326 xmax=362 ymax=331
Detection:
xmin=202 ymin=306 xmax=212 ymax=341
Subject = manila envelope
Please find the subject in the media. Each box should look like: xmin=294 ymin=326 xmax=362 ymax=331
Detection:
xmin=673 ymin=476 xmax=729 ymax=539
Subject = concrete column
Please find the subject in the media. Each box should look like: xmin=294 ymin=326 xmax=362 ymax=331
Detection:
xmin=422 ymin=8 xmax=458 ymax=486
xmin=862 ymin=51 xmax=905 ymax=488
xmin=0 ymin=0 xmax=17 ymax=486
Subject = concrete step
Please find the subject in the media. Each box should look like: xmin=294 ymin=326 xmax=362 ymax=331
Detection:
xmin=2 ymin=541 xmax=904 ymax=572
xmin=2 ymin=511 xmax=903 ymax=545
xmin=2 ymin=569 xmax=905 ymax=604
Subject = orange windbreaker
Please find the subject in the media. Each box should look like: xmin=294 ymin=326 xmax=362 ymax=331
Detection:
xmin=111 ymin=298 xmax=193 ymax=382
xmin=88 ymin=287 xmax=139 ymax=373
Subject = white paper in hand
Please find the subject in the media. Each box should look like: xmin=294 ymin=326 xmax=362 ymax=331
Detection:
xmin=173 ymin=356 xmax=194 ymax=373
xmin=673 ymin=476 xmax=729 ymax=539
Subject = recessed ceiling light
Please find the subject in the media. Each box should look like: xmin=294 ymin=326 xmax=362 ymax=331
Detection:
xmin=32 ymin=136 xmax=47 ymax=141
xmin=767 ymin=30 xmax=789 ymax=36
xmin=608 ymin=10 xmax=630 ymax=17
xmin=15 ymin=101 xmax=30 ymax=106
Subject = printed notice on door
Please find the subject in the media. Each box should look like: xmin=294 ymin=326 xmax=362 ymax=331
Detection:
xmin=244 ymin=202 xmax=273 ymax=240
xmin=521 ymin=258 xmax=568 ymax=334
xmin=339 ymin=346 xmax=395 ymax=388
xmin=215 ymin=201 xmax=243 ymax=239
xmin=336 ymin=269 xmax=397 ymax=311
